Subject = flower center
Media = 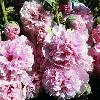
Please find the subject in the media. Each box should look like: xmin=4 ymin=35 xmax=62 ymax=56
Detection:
xmin=7 ymin=54 xmax=13 ymax=62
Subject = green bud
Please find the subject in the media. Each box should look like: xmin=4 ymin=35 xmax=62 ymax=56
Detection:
xmin=65 ymin=15 xmax=76 ymax=29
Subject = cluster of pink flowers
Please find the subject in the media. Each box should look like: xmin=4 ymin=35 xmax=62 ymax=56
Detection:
xmin=19 ymin=0 xmax=93 ymax=99
xmin=60 ymin=2 xmax=93 ymax=30
xmin=42 ymin=24 xmax=93 ymax=99
xmin=0 ymin=0 xmax=97 ymax=100
xmin=0 ymin=21 xmax=41 ymax=99
xmin=20 ymin=0 xmax=53 ymax=68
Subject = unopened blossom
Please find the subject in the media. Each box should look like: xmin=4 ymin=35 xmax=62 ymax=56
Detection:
xmin=65 ymin=14 xmax=89 ymax=42
xmin=44 ymin=24 xmax=93 ymax=72
xmin=4 ymin=21 xmax=20 ymax=40
xmin=0 ymin=35 xmax=34 ymax=72
xmin=42 ymin=67 xmax=89 ymax=99
xmin=65 ymin=14 xmax=87 ymax=30
xmin=0 ymin=80 xmax=25 ymax=100
xmin=92 ymin=24 xmax=100 ymax=43
xmin=59 ymin=2 xmax=73 ymax=14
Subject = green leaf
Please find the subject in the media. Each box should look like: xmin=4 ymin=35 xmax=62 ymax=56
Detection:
xmin=44 ymin=0 xmax=56 ymax=6
xmin=44 ymin=0 xmax=52 ymax=6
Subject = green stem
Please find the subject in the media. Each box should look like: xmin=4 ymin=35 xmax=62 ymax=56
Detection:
xmin=56 ymin=5 xmax=60 ymax=25
xmin=0 ymin=0 xmax=8 ymax=23
xmin=53 ymin=0 xmax=60 ymax=25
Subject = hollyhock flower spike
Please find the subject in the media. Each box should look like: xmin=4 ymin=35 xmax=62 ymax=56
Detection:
xmin=20 ymin=0 xmax=53 ymax=68
xmin=4 ymin=21 xmax=20 ymax=40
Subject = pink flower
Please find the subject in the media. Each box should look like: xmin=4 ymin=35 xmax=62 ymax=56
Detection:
xmin=92 ymin=24 xmax=100 ymax=43
xmin=20 ymin=0 xmax=52 ymax=35
xmin=0 ymin=81 xmax=24 ymax=100
xmin=42 ymin=67 xmax=89 ymax=99
xmin=0 ymin=35 xmax=34 ymax=72
xmin=0 ymin=66 xmax=41 ymax=99
xmin=4 ymin=21 xmax=20 ymax=40
xmin=44 ymin=25 xmax=93 ymax=72
xmin=73 ymin=2 xmax=93 ymax=30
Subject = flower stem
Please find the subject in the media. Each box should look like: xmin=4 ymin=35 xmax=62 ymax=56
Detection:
xmin=56 ymin=5 xmax=60 ymax=25
xmin=53 ymin=0 xmax=60 ymax=25
xmin=0 ymin=0 xmax=8 ymax=23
